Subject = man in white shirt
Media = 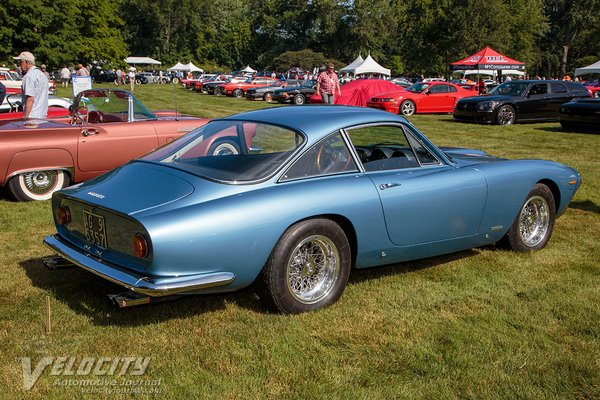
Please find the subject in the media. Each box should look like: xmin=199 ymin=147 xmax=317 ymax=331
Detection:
xmin=60 ymin=65 xmax=71 ymax=87
xmin=13 ymin=51 xmax=48 ymax=119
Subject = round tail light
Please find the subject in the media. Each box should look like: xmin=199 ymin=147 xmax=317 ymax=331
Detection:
xmin=54 ymin=206 xmax=71 ymax=225
xmin=131 ymin=234 xmax=149 ymax=258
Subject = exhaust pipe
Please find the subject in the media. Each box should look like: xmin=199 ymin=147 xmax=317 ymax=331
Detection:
xmin=108 ymin=291 xmax=181 ymax=308
xmin=42 ymin=256 xmax=75 ymax=270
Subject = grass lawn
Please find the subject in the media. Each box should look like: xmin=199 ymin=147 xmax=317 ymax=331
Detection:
xmin=1 ymin=84 xmax=598 ymax=399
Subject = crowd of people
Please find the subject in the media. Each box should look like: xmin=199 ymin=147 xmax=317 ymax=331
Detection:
xmin=5 ymin=49 xmax=600 ymax=118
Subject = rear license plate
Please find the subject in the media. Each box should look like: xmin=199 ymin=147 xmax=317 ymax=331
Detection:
xmin=84 ymin=210 xmax=107 ymax=248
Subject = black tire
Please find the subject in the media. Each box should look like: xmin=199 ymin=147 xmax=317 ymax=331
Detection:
xmin=400 ymin=100 xmax=416 ymax=116
xmin=293 ymin=94 xmax=306 ymax=105
xmin=208 ymin=139 xmax=240 ymax=156
xmin=232 ymin=89 xmax=244 ymax=98
xmin=172 ymin=77 xmax=179 ymax=84
xmin=7 ymin=170 xmax=70 ymax=202
xmin=500 ymin=183 xmax=556 ymax=252
xmin=560 ymin=121 xmax=574 ymax=131
xmin=264 ymin=92 xmax=273 ymax=102
xmin=496 ymin=104 xmax=516 ymax=125
xmin=257 ymin=219 xmax=351 ymax=314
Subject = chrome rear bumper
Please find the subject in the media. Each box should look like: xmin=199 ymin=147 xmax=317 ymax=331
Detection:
xmin=43 ymin=235 xmax=236 ymax=297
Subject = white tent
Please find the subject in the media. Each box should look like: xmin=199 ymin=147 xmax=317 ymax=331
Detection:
xmin=575 ymin=60 xmax=600 ymax=76
xmin=168 ymin=62 xmax=186 ymax=71
xmin=124 ymin=56 xmax=161 ymax=65
xmin=339 ymin=55 xmax=364 ymax=74
xmin=241 ymin=65 xmax=256 ymax=73
xmin=183 ymin=62 xmax=203 ymax=72
xmin=348 ymin=55 xmax=391 ymax=77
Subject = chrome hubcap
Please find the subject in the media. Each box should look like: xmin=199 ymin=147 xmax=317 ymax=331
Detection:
xmin=23 ymin=171 xmax=58 ymax=194
xmin=498 ymin=107 xmax=515 ymax=124
xmin=518 ymin=195 xmax=549 ymax=247
xmin=286 ymin=235 xmax=340 ymax=304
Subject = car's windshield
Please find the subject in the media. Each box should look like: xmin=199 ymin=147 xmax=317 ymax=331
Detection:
xmin=488 ymin=81 xmax=530 ymax=96
xmin=142 ymin=120 xmax=305 ymax=183
xmin=75 ymin=90 xmax=156 ymax=121
xmin=406 ymin=83 xmax=430 ymax=93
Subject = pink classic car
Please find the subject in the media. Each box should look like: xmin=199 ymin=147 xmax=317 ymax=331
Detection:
xmin=0 ymin=89 xmax=209 ymax=201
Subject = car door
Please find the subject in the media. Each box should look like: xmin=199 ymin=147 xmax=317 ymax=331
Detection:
xmin=346 ymin=124 xmax=487 ymax=247
xmin=520 ymin=83 xmax=551 ymax=120
xmin=77 ymin=121 xmax=159 ymax=172
xmin=548 ymin=82 xmax=572 ymax=118
xmin=421 ymin=84 xmax=455 ymax=112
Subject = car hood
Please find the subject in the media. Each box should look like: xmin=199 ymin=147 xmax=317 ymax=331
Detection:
xmin=372 ymin=90 xmax=407 ymax=98
xmin=274 ymin=85 xmax=312 ymax=93
xmin=440 ymin=146 xmax=506 ymax=166
xmin=459 ymin=94 xmax=516 ymax=103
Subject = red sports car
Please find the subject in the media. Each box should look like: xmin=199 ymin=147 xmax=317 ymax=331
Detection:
xmin=0 ymin=89 xmax=208 ymax=201
xmin=366 ymin=81 xmax=474 ymax=116
xmin=217 ymin=77 xmax=277 ymax=98
xmin=585 ymin=82 xmax=600 ymax=98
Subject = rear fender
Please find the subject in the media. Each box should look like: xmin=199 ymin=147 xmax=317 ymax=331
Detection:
xmin=4 ymin=149 xmax=75 ymax=185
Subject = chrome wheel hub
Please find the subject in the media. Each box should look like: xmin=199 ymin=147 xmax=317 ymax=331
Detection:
xmin=287 ymin=235 xmax=340 ymax=304
xmin=24 ymin=171 xmax=58 ymax=194
xmin=498 ymin=107 xmax=514 ymax=124
xmin=518 ymin=195 xmax=549 ymax=247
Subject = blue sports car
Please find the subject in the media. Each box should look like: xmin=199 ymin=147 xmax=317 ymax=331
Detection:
xmin=44 ymin=106 xmax=581 ymax=313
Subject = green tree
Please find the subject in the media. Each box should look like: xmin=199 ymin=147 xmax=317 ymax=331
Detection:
xmin=543 ymin=0 xmax=600 ymax=78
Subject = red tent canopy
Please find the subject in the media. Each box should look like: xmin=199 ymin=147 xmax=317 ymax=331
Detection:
xmin=451 ymin=47 xmax=525 ymax=71
xmin=310 ymin=79 xmax=402 ymax=106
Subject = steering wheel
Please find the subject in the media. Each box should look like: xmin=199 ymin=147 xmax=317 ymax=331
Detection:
xmin=316 ymin=139 xmax=352 ymax=174
xmin=6 ymin=94 xmax=22 ymax=112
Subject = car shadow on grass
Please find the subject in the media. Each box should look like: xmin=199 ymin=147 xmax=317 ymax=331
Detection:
xmin=22 ymin=248 xmax=484 ymax=324
xmin=569 ymin=200 xmax=600 ymax=214
xmin=348 ymin=249 xmax=480 ymax=285
xmin=20 ymin=256 xmax=265 ymax=326
xmin=535 ymin=126 xmax=599 ymax=135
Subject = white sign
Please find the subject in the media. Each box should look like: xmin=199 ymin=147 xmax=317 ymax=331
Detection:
xmin=72 ymin=75 xmax=92 ymax=97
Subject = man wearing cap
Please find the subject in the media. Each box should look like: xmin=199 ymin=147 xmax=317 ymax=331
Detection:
xmin=316 ymin=62 xmax=341 ymax=104
xmin=13 ymin=51 xmax=49 ymax=119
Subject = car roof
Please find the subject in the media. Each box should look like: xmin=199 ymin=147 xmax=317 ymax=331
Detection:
xmin=218 ymin=105 xmax=408 ymax=142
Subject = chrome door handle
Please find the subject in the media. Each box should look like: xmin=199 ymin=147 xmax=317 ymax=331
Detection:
xmin=82 ymin=129 xmax=97 ymax=136
xmin=379 ymin=183 xmax=400 ymax=190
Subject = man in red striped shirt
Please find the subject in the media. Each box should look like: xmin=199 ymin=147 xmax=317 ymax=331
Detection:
xmin=316 ymin=63 xmax=341 ymax=104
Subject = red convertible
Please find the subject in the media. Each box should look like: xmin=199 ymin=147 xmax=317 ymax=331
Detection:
xmin=217 ymin=77 xmax=277 ymax=98
xmin=0 ymin=89 xmax=208 ymax=201
xmin=366 ymin=81 xmax=474 ymax=116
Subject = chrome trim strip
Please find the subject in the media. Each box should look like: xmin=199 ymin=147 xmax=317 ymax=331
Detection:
xmin=44 ymin=235 xmax=236 ymax=296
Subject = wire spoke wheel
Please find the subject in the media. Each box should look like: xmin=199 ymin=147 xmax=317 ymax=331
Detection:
xmin=286 ymin=235 xmax=340 ymax=304
xmin=518 ymin=195 xmax=550 ymax=247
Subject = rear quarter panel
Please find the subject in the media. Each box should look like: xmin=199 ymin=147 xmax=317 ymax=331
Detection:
xmin=0 ymin=122 xmax=79 ymax=185
xmin=135 ymin=173 xmax=390 ymax=288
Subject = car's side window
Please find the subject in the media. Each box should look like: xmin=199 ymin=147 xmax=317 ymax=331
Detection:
xmin=448 ymin=85 xmax=457 ymax=92
xmin=346 ymin=125 xmax=420 ymax=171
xmin=429 ymin=85 xmax=448 ymax=93
xmin=528 ymin=84 xmax=548 ymax=96
xmin=281 ymin=131 xmax=358 ymax=181
xmin=550 ymin=82 xmax=568 ymax=94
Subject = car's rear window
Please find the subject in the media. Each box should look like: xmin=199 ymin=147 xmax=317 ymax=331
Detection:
xmin=142 ymin=120 xmax=304 ymax=183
